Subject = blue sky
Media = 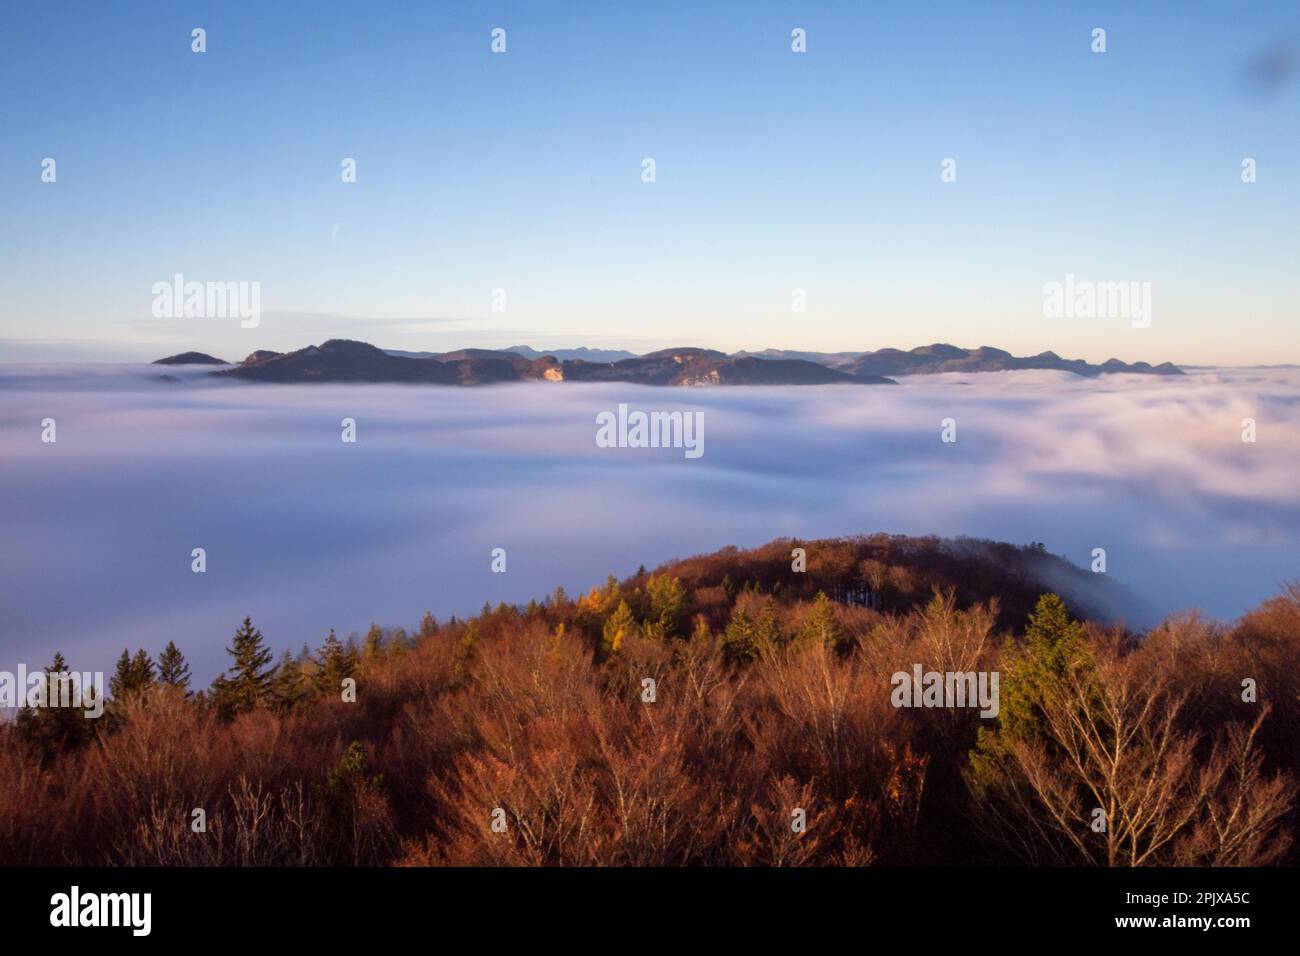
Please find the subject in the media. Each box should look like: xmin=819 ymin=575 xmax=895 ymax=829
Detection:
xmin=2 ymin=0 xmax=1297 ymax=364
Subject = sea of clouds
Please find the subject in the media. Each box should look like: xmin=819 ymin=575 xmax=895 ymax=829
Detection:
xmin=1 ymin=363 xmax=1297 ymax=683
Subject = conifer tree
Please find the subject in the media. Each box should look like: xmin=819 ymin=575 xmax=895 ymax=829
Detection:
xmin=799 ymin=591 xmax=844 ymax=650
xmin=156 ymin=641 xmax=192 ymax=694
xmin=418 ymin=611 xmax=439 ymax=639
xmin=315 ymin=628 xmax=357 ymax=695
xmin=970 ymin=594 xmax=1102 ymax=833
xmin=108 ymin=649 xmax=133 ymax=700
xmin=601 ymin=599 xmax=636 ymax=657
xmin=15 ymin=652 xmax=92 ymax=756
xmin=755 ymin=596 xmax=785 ymax=649
xmin=645 ymin=574 xmax=686 ymax=639
xmin=723 ymin=607 xmax=760 ymax=663
xmin=363 ymin=624 xmax=384 ymax=660
xmin=213 ymin=617 xmax=274 ymax=716
xmin=995 ymin=593 xmax=1091 ymax=743
xmin=130 ymin=648 xmax=155 ymax=690
xmin=109 ymin=648 xmax=155 ymax=699
xmin=599 ymin=575 xmax=622 ymax=613
xmin=271 ymin=649 xmax=307 ymax=710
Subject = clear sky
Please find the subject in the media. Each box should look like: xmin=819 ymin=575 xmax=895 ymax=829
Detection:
xmin=2 ymin=0 xmax=1297 ymax=364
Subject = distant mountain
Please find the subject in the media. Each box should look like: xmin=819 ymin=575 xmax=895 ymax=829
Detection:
xmin=560 ymin=348 xmax=893 ymax=386
xmin=505 ymin=345 xmax=637 ymax=363
xmin=210 ymin=341 xmax=896 ymax=386
xmin=153 ymin=351 xmax=229 ymax=366
xmin=738 ymin=344 xmax=1182 ymax=377
xmin=175 ymin=339 xmax=1181 ymax=386
xmin=219 ymin=341 xmax=551 ymax=385
xmin=386 ymin=345 xmax=637 ymax=363
xmin=733 ymin=348 xmax=862 ymax=367
xmin=843 ymin=344 xmax=1184 ymax=378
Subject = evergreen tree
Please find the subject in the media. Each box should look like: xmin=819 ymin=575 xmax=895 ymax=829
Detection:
xmin=156 ymin=641 xmax=192 ymax=694
xmin=721 ymin=574 xmax=737 ymax=603
xmin=315 ymin=628 xmax=357 ymax=695
xmin=799 ymin=591 xmax=844 ymax=650
xmin=418 ymin=611 xmax=438 ymax=638
xmin=755 ymin=596 xmax=785 ymax=649
xmin=131 ymin=648 xmax=155 ymax=690
xmin=363 ymin=623 xmax=384 ymax=660
xmin=15 ymin=652 xmax=93 ymax=757
xmin=996 ymin=593 xmax=1091 ymax=743
xmin=645 ymin=574 xmax=686 ymax=639
xmin=271 ymin=649 xmax=307 ymax=710
xmin=598 ymin=575 xmax=622 ymax=613
xmin=601 ymin=599 xmax=636 ymax=657
xmin=109 ymin=648 xmax=155 ymax=699
xmin=108 ymin=649 xmax=133 ymax=700
xmin=971 ymin=593 xmax=1097 ymax=808
xmin=212 ymin=617 xmax=274 ymax=716
xmin=723 ymin=607 xmax=760 ymax=664
xmin=459 ymin=619 xmax=480 ymax=655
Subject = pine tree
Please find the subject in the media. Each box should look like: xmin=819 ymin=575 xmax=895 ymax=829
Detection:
xmin=130 ymin=648 xmax=155 ymax=690
xmin=109 ymin=648 xmax=155 ymax=699
xmin=799 ymin=591 xmax=844 ymax=650
xmin=108 ymin=649 xmax=133 ymax=699
xmin=997 ymin=593 xmax=1091 ymax=743
xmin=315 ymin=628 xmax=357 ymax=696
xmin=601 ymin=599 xmax=636 ymax=657
xmin=723 ymin=607 xmax=760 ymax=664
xmin=971 ymin=593 xmax=1096 ymax=805
xmin=363 ymin=623 xmax=384 ymax=660
xmin=270 ymin=649 xmax=307 ymax=710
xmin=156 ymin=641 xmax=192 ymax=694
xmin=213 ymin=617 xmax=274 ymax=716
xmin=755 ymin=596 xmax=785 ymax=649
xmin=419 ymin=611 xmax=438 ymax=638
xmin=459 ymin=619 xmax=481 ymax=656
xmin=591 ymin=575 xmax=618 ymax=616
xmin=645 ymin=574 xmax=686 ymax=639
xmin=15 ymin=652 xmax=93 ymax=757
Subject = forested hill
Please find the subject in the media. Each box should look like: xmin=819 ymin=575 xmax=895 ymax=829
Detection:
xmin=5 ymin=532 xmax=1295 ymax=868
xmin=645 ymin=534 xmax=1140 ymax=633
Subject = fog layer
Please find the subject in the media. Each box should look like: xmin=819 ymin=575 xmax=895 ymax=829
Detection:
xmin=1 ymin=364 xmax=1296 ymax=682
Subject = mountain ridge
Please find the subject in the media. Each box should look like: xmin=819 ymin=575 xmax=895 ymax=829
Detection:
xmin=152 ymin=340 xmax=1184 ymax=385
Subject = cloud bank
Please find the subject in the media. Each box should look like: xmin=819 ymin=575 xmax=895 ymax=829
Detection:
xmin=1 ymin=364 xmax=1297 ymax=683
